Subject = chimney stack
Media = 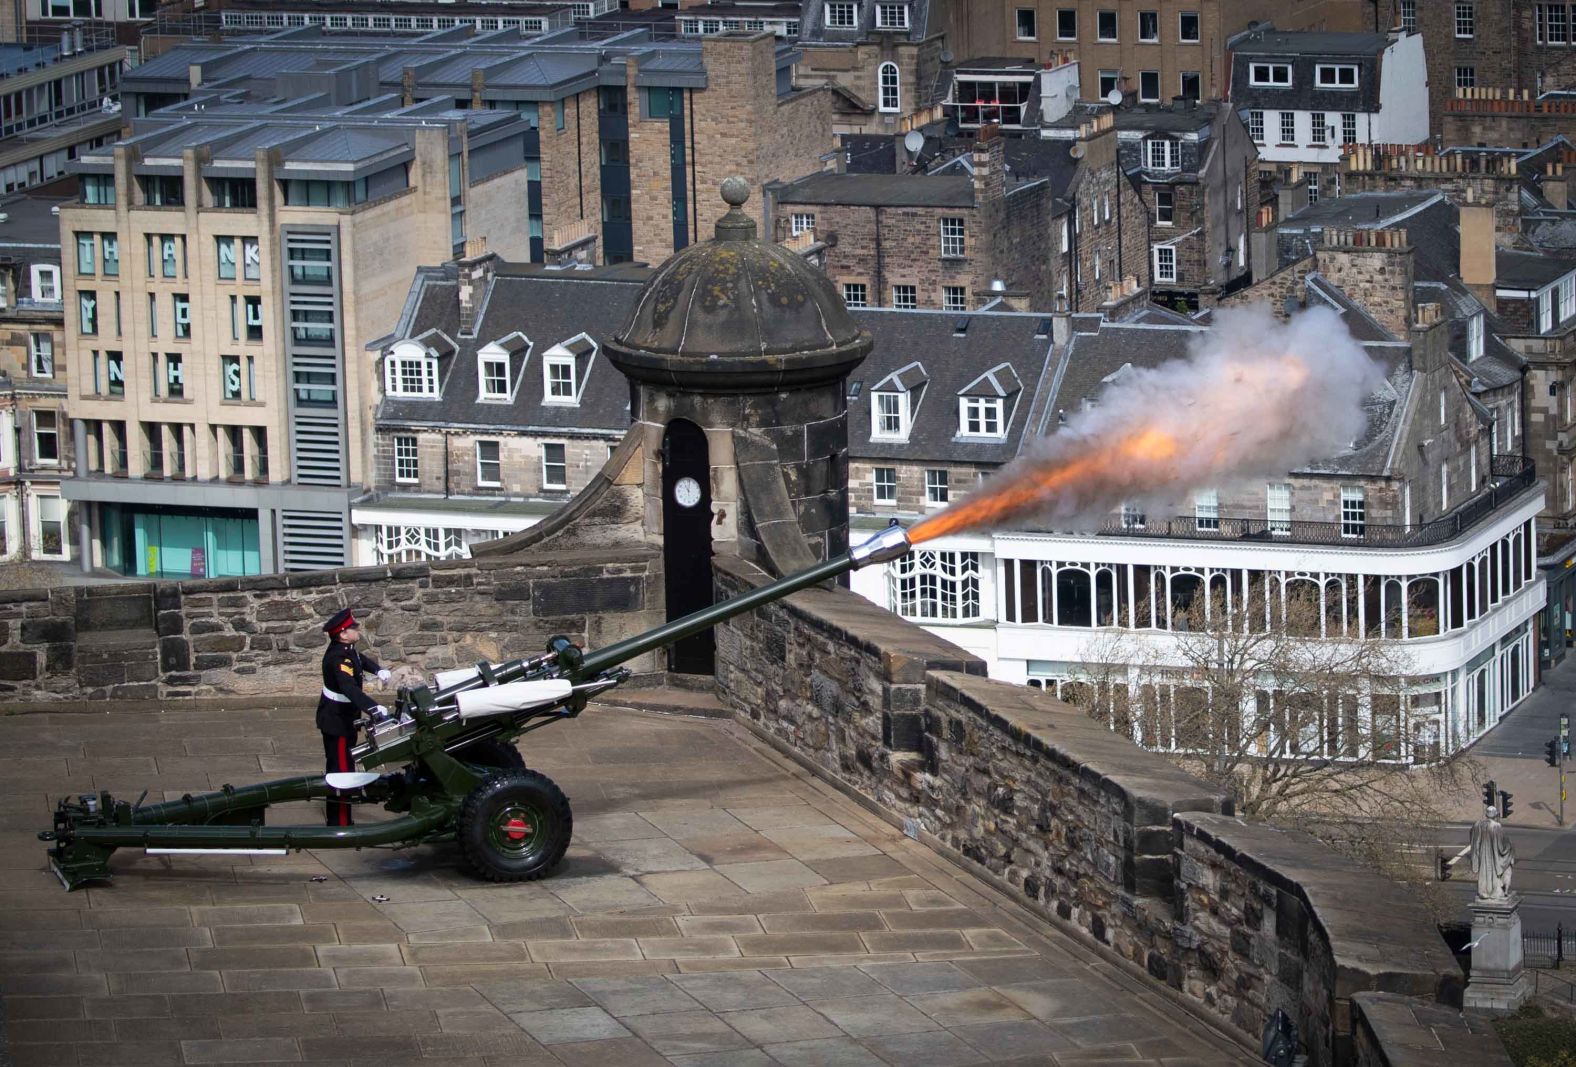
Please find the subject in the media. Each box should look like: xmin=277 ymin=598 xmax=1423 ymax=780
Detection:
xmin=456 ymin=239 xmax=497 ymax=338
xmin=1459 ymin=203 xmax=1496 ymax=305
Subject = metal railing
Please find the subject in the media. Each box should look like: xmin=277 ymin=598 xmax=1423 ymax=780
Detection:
xmin=1524 ymin=924 xmax=1576 ymax=969
xmin=1100 ymin=456 xmax=1536 ymax=549
xmin=1533 ymin=969 xmax=1576 ymax=1005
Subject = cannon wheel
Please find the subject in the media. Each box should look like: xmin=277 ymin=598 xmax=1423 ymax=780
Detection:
xmin=458 ymin=738 xmax=527 ymax=774
xmin=457 ymin=771 xmax=572 ymax=882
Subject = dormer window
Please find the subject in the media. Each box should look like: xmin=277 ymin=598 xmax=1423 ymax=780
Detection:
xmin=824 ymin=1 xmax=856 ymax=27
xmin=480 ymin=353 xmax=510 ymax=400
xmin=875 ymin=2 xmax=907 ymax=29
xmin=1144 ymin=138 xmax=1180 ymax=171
xmin=1467 ymin=313 xmax=1484 ymax=361
xmin=545 ymin=356 xmax=575 ymax=401
xmin=873 ymin=391 xmax=909 ymax=439
xmin=1315 ymin=64 xmax=1359 ymax=89
xmin=1248 ymin=62 xmax=1292 ymax=87
xmin=385 ymin=342 xmax=439 ymax=398
xmin=960 ymin=396 xmax=1003 ymax=437
xmin=541 ymin=334 xmax=594 ymax=405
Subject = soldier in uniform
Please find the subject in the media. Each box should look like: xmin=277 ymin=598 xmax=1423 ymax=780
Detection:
xmin=317 ymin=609 xmax=392 ymax=827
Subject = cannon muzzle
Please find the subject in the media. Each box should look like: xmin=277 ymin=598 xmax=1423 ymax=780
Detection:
xmin=849 ymin=524 xmax=911 ymax=569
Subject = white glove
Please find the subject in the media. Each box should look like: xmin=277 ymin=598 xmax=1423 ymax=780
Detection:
xmin=369 ymin=705 xmax=392 ymax=723
xmin=377 ymin=669 xmax=392 ymax=684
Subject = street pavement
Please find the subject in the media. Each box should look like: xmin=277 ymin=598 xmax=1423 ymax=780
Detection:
xmin=0 ymin=697 xmax=1253 ymax=1066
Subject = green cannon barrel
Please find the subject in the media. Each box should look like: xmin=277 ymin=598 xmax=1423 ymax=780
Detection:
xmin=577 ymin=525 xmax=911 ymax=678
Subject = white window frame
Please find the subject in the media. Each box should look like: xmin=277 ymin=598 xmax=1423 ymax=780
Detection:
xmin=29 ymin=332 xmax=53 ymax=378
xmin=925 ymin=468 xmax=949 ymax=506
xmin=960 ymin=396 xmax=1004 ymax=438
xmin=1248 ymin=110 xmax=1265 ymax=143
xmin=1139 ymin=70 xmax=1161 ymax=102
xmin=1138 ymin=8 xmax=1158 ymax=41
xmin=1342 ymin=112 xmax=1358 ymax=144
xmin=1267 ymin=483 xmax=1291 ymax=535
xmin=1153 ymin=244 xmax=1177 ymax=283
xmin=1340 ymin=486 xmax=1366 ymax=538
xmin=33 ymin=409 xmax=59 ymax=467
xmin=1145 ymin=138 xmax=1179 ymax=171
xmin=1195 ymin=488 xmax=1219 ymax=532
xmin=33 ymin=493 xmax=67 ymax=560
xmin=1455 ymin=66 xmax=1476 ymax=90
xmin=942 ymin=285 xmax=967 ymax=312
xmin=541 ymin=442 xmax=568 ymax=490
xmin=1400 ymin=0 xmax=1417 ymax=32
xmin=1056 ymin=8 xmax=1077 ymax=39
xmin=1249 ymin=63 xmax=1292 ymax=87
xmin=1314 ymin=64 xmax=1358 ymax=89
xmin=872 ymin=391 xmax=909 ymax=440
xmin=543 ymin=355 xmax=576 ymax=404
xmin=843 ymin=282 xmax=868 ymax=308
xmin=1015 ymin=6 xmax=1036 ymax=39
xmin=394 ymin=435 xmax=419 ymax=484
xmin=791 ymin=212 xmax=816 ymax=236
xmin=891 ymin=284 xmax=917 ymax=309
xmin=1441 ymin=462 xmax=1450 ymax=507
xmin=889 ymin=549 xmax=981 ymax=621
xmin=875 ymin=2 xmax=908 ymax=28
xmin=939 ymin=217 xmax=966 ymax=258
xmin=878 ymin=61 xmax=901 ymax=113
xmin=1455 ymin=2 xmax=1474 ymax=38
xmin=824 ymin=1 xmax=856 ymax=28
xmin=873 ymin=466 xmax=897 ymax=504
xmin=384 ymin=342 xmax=439 ymax=398
xmin=1096 ymin=8 xmax=1117 ymax=41
xmin=476 ymin=439 xmax=502 ymax=487
xmin=479 ymin=352 xmax=511 ymax=401
xmin=31 ymin=264 xmax=59 ymax=302
xmin=1468 ymin=313 xmax=1484 ymax=360
xmin=1178 ymin=10 xmax=1199 ymax=42
xmin=1155 ymin=188 xmax=1175 ymax=225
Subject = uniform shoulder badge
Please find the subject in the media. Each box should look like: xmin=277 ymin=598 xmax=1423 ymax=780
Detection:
xmin=339 ymin=662 xmax=354 ymax=675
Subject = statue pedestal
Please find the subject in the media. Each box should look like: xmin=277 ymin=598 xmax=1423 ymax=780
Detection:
xmin=1463 ymin=895 xmax=1533 ymax=1012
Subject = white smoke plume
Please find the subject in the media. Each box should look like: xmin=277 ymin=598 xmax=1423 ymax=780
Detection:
xmin=911 ymin=304 xmax=1387 ymax=542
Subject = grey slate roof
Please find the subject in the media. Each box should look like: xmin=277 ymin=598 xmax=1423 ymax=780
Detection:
xmin=846 ymin=309 xmax=1054 ymax=465
xmin=1229 ymin=29 xmax=1389 ymax=113
xmin=377 ymin=266 xmax=643 ymax=433
xmin=1496 ymin=249 xmax=1576 ymax=290
xmin=774 ymin=172 xmax=974 ymax=208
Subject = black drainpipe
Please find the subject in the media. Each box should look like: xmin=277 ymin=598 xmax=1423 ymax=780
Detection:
xmin=688 ymin=89 xmax=699 ymax=242
xmin=575 ymin=94 xmax=584 ymax=218
xmin=874 ymin=206 xmax=884 ymax=306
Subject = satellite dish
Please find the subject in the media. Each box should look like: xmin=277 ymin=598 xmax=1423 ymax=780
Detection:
xmin=903 ymin=130 xmax=924 ymax=153
xmin=1069 ymin=143 xmax=1085 ymax=159
xmin=1106 ymin=89 xmax=1123 ymax=106
xmin=940 ymin=49 xmax=953 ymax=63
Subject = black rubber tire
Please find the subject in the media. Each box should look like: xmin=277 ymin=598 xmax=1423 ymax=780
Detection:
xmin=457 ymin=737 xmax=527 ymax=773
xmin=457 ymin=771 xmax=572 ymax=882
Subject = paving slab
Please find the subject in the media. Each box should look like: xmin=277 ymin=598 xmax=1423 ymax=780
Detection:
xmin=0 ymin=698 xmax=1255 ymax=1067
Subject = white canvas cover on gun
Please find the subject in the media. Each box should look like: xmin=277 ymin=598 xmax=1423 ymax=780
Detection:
xmin=456 ymin=679 xmax=574 ymax=720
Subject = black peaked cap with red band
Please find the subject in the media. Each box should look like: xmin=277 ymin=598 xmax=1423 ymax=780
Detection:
xmin=323 ymin=609 xmax=358 ymax=635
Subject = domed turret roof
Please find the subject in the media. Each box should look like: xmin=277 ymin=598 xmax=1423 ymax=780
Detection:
xmin=606 ymin=177 xmax=871 ymax=393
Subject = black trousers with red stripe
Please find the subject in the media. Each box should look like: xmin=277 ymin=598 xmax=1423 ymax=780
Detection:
xmin=322 ymin=732 xmax=355 ymax=827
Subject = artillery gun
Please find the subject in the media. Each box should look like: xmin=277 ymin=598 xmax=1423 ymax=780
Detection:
xmin=40 ymin=526 xmax=912 ymax=890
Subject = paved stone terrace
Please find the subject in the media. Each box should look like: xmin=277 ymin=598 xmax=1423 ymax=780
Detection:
xmin=0 ymin=697 xmax=1256 ymax=1066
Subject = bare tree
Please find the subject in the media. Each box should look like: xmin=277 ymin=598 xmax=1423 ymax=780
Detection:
xmin=1067 ymin=587 xmax=1479 ymax=921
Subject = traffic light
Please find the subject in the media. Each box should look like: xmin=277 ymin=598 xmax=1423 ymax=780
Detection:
xmin=1549 ymin=739 xmax=1561 ymax=768
xmin=1499 ymin=789 xmax=1514 ymax=820
xmin=1482 ymin=780 xmax=1498 ymax=808
xmin=1438 ymin=851 xmax=1451 ymax=882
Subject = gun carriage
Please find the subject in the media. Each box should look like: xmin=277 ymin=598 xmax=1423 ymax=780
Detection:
xmin=40 ymin=526 xmax=911 ymax=890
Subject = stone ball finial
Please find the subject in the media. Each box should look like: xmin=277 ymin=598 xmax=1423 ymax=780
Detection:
xmin=720 ymin=176 xmax=750 ymax=207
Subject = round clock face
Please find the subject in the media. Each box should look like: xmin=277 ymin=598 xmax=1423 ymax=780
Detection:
xmin=674 ymin=476 xmax=703 ymax=508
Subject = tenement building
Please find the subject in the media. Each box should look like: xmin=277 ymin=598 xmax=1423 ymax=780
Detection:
xmin=848 ymin=197 xmax=1545 ymax=760
xmin=773 ymin=114 xmax=1146 ymax=313
xmin=1044 ymin=99 xmax=1258 ymax=311
xmin=939 ymin=0 xmax=1367 ymax=104
xmin=1232 ymin=26 xmax=1428 ymax=204
xmin=57 ymin=94 xmax=538 ymax=577
xmin=358 ymin=258 xmax=642 ymax=563
xmin=0 ymin=194 xmax=71 ymax=564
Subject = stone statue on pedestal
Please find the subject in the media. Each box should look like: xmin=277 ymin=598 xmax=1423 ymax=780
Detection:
xmin=1469 ymin=804 xmax=1515 ymax=901
xmin=1463 ymin=807 xmax=1531 ymax=1011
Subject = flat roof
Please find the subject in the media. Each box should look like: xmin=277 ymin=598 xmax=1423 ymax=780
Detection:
xmin=1231 ymin=30 xmax=1391 ymax=56
xmin=774 ymin=171 xmax=974 ymax=208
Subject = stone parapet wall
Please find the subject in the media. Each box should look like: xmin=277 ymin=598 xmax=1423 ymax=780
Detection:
xmin=0 ymin=547 xmax=662 ymax=701
xmin=712 ymin=553 xmax=1466 ymax=1067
